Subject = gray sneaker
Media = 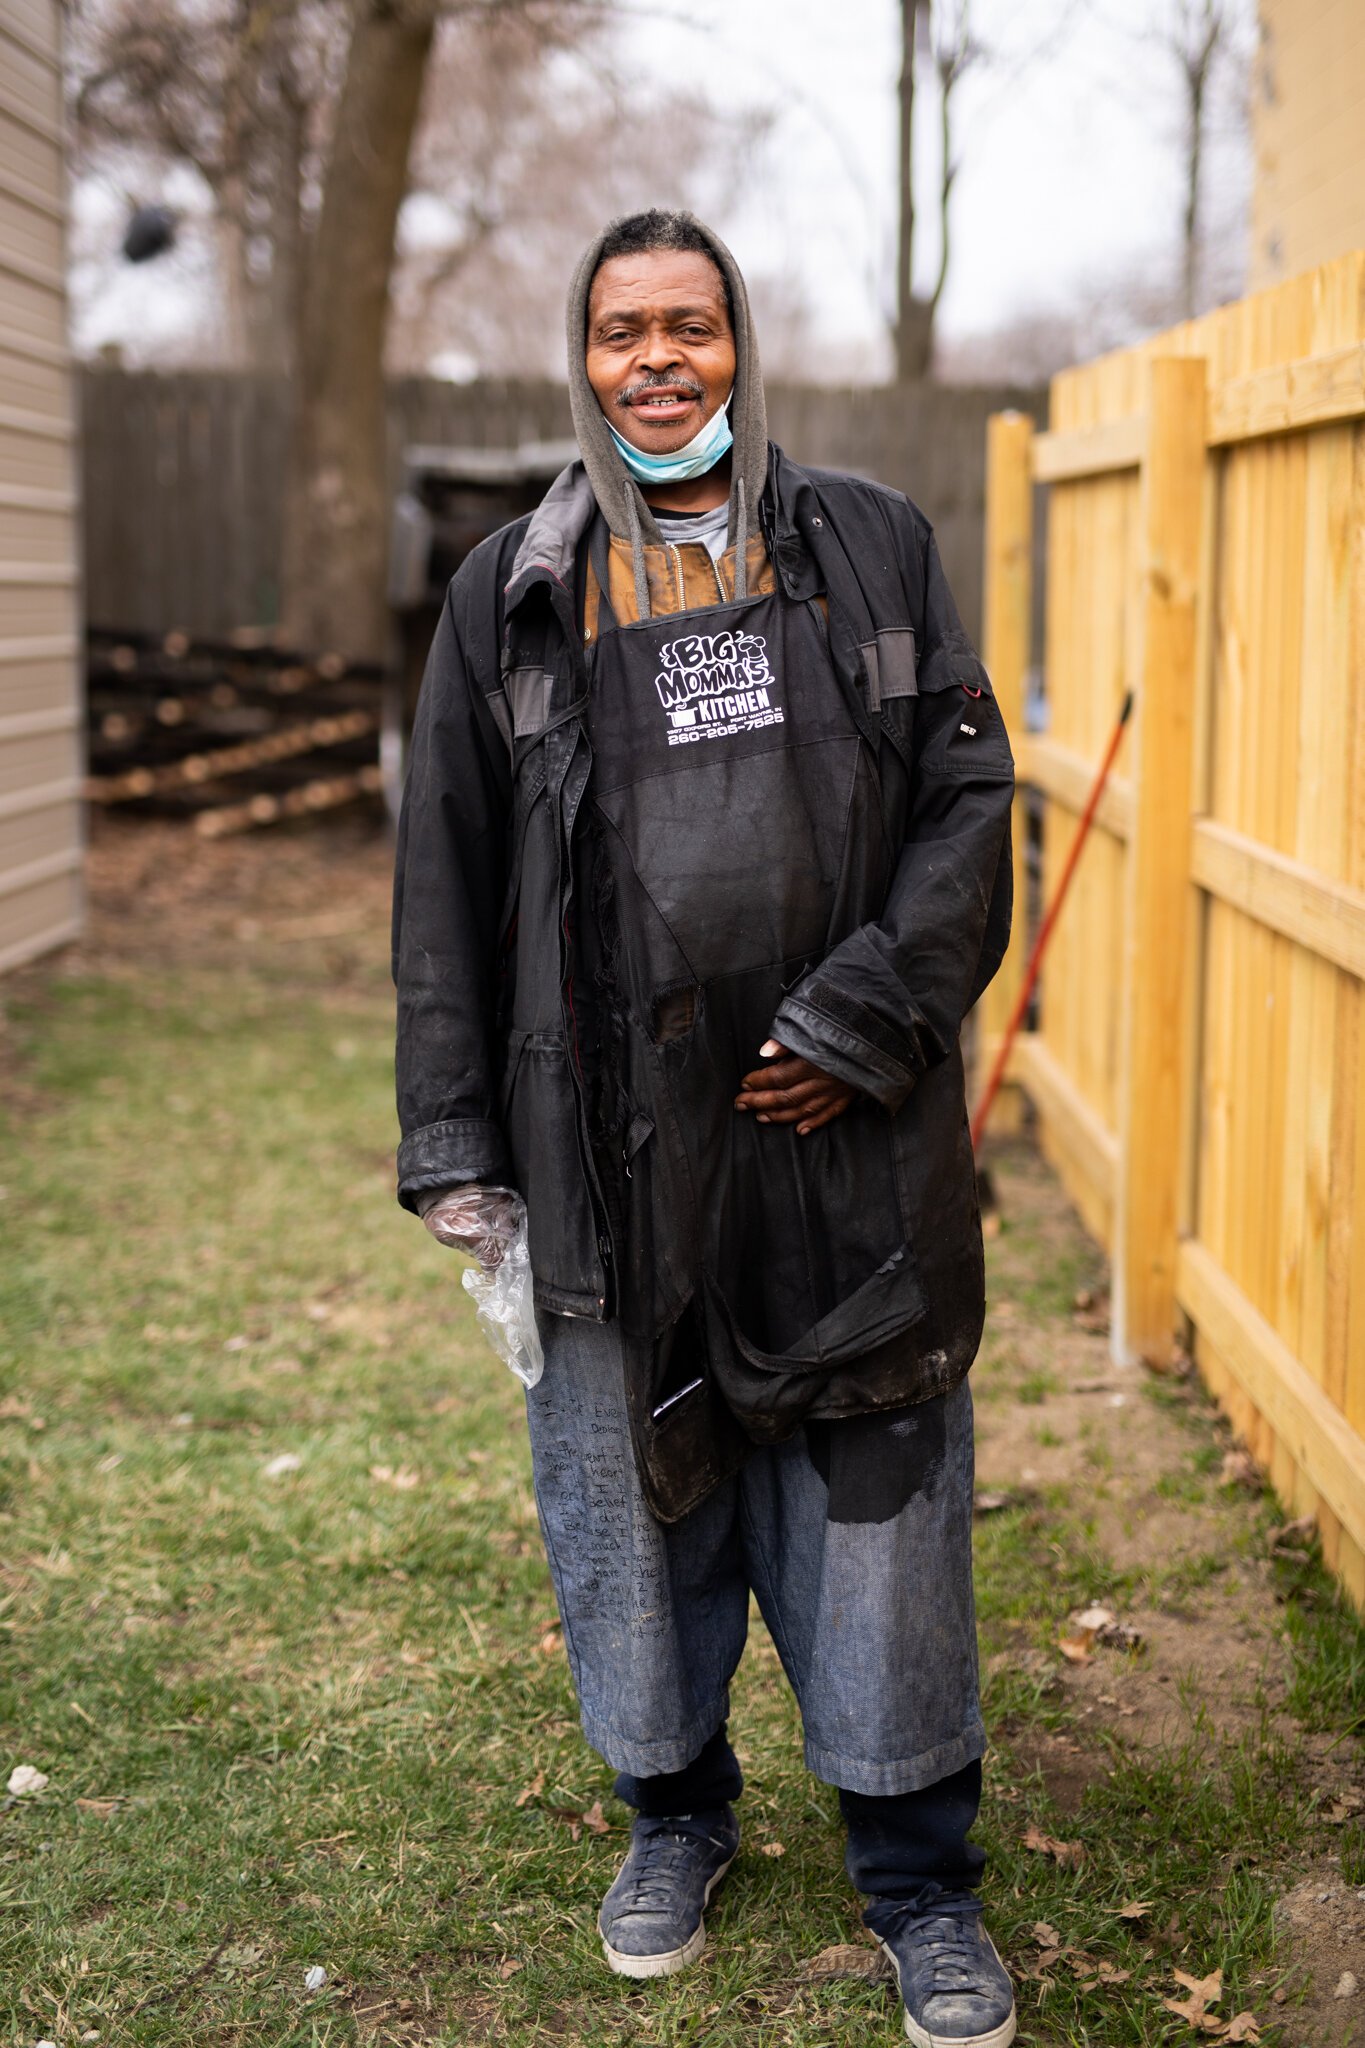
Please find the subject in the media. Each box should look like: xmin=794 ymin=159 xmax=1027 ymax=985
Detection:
xmin=866 ymin=1892 xmax=1016 ymax=2048
xmin=597 ymin=1807 xmax=739 ymax=1979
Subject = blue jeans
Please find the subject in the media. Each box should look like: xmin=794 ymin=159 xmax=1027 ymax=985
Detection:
xmin=525 ymin=1311 xmax=985 ymax=1820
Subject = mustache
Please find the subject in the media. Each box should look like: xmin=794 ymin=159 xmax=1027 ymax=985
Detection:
xmin=616 ymin=372 xmax=705 ymax=409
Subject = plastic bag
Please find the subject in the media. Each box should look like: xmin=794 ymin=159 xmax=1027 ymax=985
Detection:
xmin=421 ymin=1185 xmax=543 ymax=1388
xmin=461 ymin=1200 xmax=544 ymax=1388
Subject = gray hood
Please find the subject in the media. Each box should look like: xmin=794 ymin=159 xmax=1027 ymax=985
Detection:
xmin=564 ymin=215 xmax=768 ymax=608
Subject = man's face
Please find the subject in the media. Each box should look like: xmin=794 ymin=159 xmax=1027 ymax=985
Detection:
xmin=586 ymin=248 xmax=736 ymax=456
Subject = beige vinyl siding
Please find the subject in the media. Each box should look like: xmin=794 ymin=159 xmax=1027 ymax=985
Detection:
xmin=0 ymin=0 xmax=81 ymax=972
xmin=1251 ymin=0 xmax=1365 ymax=288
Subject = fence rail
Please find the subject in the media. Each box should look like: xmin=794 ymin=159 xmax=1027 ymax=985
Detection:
xmin=977 ymin=252 xmax=1365 ymax=1609
xmin=77 ymin=369 xmax=1042 ymax=647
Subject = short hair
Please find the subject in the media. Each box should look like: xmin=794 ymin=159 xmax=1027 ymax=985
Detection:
xmin=590 ymin=210 xmax=734 ymax=327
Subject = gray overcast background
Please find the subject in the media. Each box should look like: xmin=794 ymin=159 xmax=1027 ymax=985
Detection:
xmin=617 ymin=0 xmax=1255 ymax=366
xmin=69 ymin=0 xmax=1256 ymax=376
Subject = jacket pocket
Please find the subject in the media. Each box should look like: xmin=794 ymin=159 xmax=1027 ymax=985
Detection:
xmin=501 ymin=1030 xmax=606 ymax=1313
xmin=714 ymin=1241 xmax=926 ymax=1374
xmin=703 ymin=1242 xmax=927 ymax=1440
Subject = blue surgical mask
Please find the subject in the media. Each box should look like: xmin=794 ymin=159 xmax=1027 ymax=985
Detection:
xmin=607 ymin=390 xmax=734 ymax=483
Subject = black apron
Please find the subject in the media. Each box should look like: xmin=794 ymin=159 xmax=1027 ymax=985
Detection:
xmin=583 ymin=539 xmax=930 ymax=1520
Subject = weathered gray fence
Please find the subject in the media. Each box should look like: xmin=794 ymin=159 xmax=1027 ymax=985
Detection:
xmin=79 ymin=370 xmax=1044 ymax=644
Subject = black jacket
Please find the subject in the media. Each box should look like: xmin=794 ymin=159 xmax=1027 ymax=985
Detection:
xmin=393 ymin=446 xmax=1014 ymax=1517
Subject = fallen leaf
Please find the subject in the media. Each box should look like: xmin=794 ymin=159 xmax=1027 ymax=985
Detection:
xmin=1175 ymin=1967 xmax=1224 ymax=2005
xmin=1059 ymin=1633 xmax=1094 ymax=1664
xmin=498 ymin=1958 xmax=523 ymax=1981
xmin=1268 ymin=1514 xmax=1316 ymax=1554
xmin=761 ymin=1841 xmax=786 ymax=1857
xmin=797 ymin=1944 xmax=891 ymax=1982
xmin=538 ymin=1627 xmax=562 ymax=1656
xmin=582 ymin=1800 xmax=610 ymax=1836
xmin=513 ymin=1771 xmax=545 ymax=1809
xmin=75 ymin=1797 xmax=119 ymax=1817
xmin=1117 ymin=1899 xmax=1154 ymax=1921
xmin=1021 ymin=1956 xmax=1059 ymax=1983
xmin=221 ymin=1941 xmax=265 ymax=1970
xmin=547 ymin=1805 xmax=583 ymax=1841
xmin=1225 ymin=2016 xmax=1261 ymax=2041
xmin=1144 ymin=1343 xmax=1192 ymax=1378
xmin=1023 ymin=1823 xmax=1085 ymax=1869
xmin=1323 ymin=1788 xmax=1365 ymax=1824
xmin=1219 ymin=1449 xmax=1260 ymax=1490
xmin=1032 ymin=1921 xmax=1063 ymax=1947
xmin=7 ymin=1764 xmax=48 ymax=1796
xmin=261 ymin=1451 xmax=301 ymax=1478
xmin=1165 ymin=1966 xmax=1224 ymax=2029
xmin=1097 ymin=1962 xmax=1132 ymax=1983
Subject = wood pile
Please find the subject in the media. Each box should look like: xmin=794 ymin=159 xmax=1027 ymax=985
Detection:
xmin=85 ymin=628 xmax=389 ymax=837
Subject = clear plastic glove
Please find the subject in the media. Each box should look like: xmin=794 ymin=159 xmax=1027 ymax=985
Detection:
xmin=421 ymin=1185 xmax=522 ymax=1267
xmin=420 ymin=1185 xmax=543 ymax=1389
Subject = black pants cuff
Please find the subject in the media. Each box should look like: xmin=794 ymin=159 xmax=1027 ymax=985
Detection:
xmin=614 ymin=1721 xmax=744 ymax=1816
xmin=841 ymin=1757 xmax=986 ymax=1901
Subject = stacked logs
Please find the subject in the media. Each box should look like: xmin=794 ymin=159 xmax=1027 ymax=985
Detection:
xmin=86 ymin=629 xmax=390 ymax=837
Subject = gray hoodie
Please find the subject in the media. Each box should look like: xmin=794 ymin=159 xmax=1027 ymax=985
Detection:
xmin=563 ymin=216 xmax=769 ymax=612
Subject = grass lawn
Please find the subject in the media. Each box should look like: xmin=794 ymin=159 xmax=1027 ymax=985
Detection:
xmin=1 ymin=822 xmax=1362 ymax=2047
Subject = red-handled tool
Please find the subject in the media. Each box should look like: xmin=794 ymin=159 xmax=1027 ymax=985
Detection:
xmin=971 ymin=690 xmax=1134 ymax=1153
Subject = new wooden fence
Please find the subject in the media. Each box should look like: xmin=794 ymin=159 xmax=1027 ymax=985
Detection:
xmin=977 ymin=252 xmax=1365 ymax=1607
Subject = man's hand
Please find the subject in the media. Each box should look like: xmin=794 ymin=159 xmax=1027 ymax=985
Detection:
xmin=734 ymin=1039 xmax=856 ymax=1136
xmin=420 ymin=1185 xmax=522 ymax=1268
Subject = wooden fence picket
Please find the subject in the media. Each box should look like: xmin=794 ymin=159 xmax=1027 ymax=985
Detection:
xmin=979 ymin=253 xmax=1365 ymax=1610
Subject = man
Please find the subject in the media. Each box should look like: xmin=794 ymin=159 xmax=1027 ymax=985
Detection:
xmin=393 ymin=210 xmax=1017 ymax=2048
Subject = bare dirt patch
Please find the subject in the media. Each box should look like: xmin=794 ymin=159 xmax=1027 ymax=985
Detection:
xmin=976 ymin=1143 xmax=1293 ymax=1748
xmin=1273 ymin=1866 xmax=1365 ymax=2047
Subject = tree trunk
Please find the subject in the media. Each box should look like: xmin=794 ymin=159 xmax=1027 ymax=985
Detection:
xmin=280 ymin=0 xmax=435 ymax=658
xmin=1181 ymin=63 xmax=1207 ymax=319
xmin=220 ymin=104 xmax=306 ymax=375
xmin=895 ymin=0 xmax=932 ymax=383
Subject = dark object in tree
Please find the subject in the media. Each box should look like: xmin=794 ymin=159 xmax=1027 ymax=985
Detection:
xmin=122 ymin=204 xmax=177 ymax=264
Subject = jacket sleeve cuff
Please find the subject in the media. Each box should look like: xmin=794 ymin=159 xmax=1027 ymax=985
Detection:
xmin=396 ymin=1118 xmax=514 ymax=1214
xmin=770 ymin=993 xmax=921 ymax=1115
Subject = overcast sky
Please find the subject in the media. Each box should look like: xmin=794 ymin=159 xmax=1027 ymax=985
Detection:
xmin=614 ymin=0 xmax=1255 ymax=361
xmin=70 ymin=0 xmax=1256 ymax=373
